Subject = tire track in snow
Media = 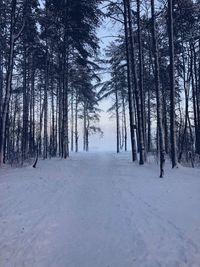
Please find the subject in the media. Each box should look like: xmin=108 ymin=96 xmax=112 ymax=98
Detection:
xmin=111 ymin=155 xmax=200 ymax=267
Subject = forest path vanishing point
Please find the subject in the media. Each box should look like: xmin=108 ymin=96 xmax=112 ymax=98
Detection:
xmin=0 ymin=152 xmax=200 ymax=267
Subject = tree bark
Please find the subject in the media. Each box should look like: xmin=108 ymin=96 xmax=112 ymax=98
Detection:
xmin=168 ymin=0 xmax=177 ymax=167
xmin=126 ymin=0 xmax=145 ymax=164
xmin=151 ymin=0 xmax=165 ymax=177
xmin=123 ymin=0 xmax=137 ymax=161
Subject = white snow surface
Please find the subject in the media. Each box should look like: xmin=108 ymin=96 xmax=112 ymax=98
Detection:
xmin=0 ymin=152 xmax=200 ymax=267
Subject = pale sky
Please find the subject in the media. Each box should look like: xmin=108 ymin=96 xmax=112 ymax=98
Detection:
xmin=88 ymin=18 xmax=131 ymax=152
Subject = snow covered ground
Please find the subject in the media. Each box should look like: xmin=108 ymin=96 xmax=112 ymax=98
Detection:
xmin=0 ymin=152 xmax=200 ymax=267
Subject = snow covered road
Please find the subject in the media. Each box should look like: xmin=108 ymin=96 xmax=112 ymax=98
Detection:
xmin=0 ymin=152 xmax=200 ymax=267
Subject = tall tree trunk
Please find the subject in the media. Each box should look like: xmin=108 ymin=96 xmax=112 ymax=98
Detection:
xmin=151 ymin=0 xmax=165 ymax=177
xmin=43 ymin=2 xmax=49 ymax=159
xmin=22 ymin=45 xmax=28 ymax=162
xmin=51 ymin=78 xmax=55 ymax=156
xmin=122 ymin=96 xmax=127 ymax=151
xmin=63 ymin=0 xmax=69 ymax=159
xmin=43 ymin=50 xmax=48 ymax=159
xmin=86 ymin=113 xmax=89 ymax=152
xmin=71 ymin=89 xmax=74 ymax=152
xmin=126 ymin=0 xmax=145 ymax=164
xmin=192 ymin=41 xmax=200 ymax=155
xmin=190 ymin=45 xmax=198 ymax=154
xmin=168 ymin=0 xmax=177 ymax=167
xmin=123 ymin=0 xmax=137 ymax=161
xmin=147 ymin=80 xmax=151 ymax=152
xmin=83 ymin=102 xmax=86 ymax=151
xmin=58 ymin=73 xmax=63 ymax=157
xmin=137 ymin=0 xmax=146 ymax=156
xmin=75 ymin=90 xmax=78 ymax=152
xmin=115 ymin=87 xmax=120 ymax=153
xmin=162 ymin=86 xmax=169 ymax=154
xmin=30 ymin=53 xmax=36 ymax=157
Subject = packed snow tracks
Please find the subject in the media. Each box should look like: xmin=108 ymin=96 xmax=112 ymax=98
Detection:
xmin=0 ymin=152 xmax=200 ymax=267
